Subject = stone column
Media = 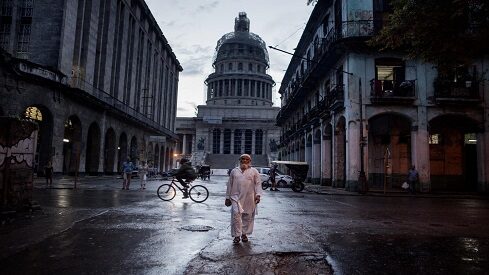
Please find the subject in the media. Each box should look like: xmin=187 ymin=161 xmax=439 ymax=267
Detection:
xmin=241 ymin=131 xmax=245 ymax=154
xmin=412 ymin=125 xmax=430 ymax=192
xmin=231 ymin=130 xmax=235 ymax=154
xmin=182 ymin=134 xmax=187 ymax=155
xmin=252 ymin=130 xmax=256 ymax=154
xmin=209 ymin=128 xmax=214 ymax=154
xmin=220 ymin=129 xmax=224 ymax=154
xmin=234 ymin=78 xmax=238 ymax=96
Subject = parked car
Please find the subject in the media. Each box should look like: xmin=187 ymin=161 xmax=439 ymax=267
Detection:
xmin=254 ymin=167 xmax=294 ymax=188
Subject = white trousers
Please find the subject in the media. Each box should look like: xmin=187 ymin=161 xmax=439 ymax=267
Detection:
xmin=231 ymin=201 xmax=255 ymax=237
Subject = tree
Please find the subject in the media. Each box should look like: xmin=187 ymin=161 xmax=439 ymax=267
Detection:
xmin=369 ymin=0 xmax=489 ymax=76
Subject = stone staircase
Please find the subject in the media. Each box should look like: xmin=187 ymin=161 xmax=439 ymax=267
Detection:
xmin=205 ymin=154 xmax=269 ymax=169
xmin=190 ymin=151 xmax=207 ymax=166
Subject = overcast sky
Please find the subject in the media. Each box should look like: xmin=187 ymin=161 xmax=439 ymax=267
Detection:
xmin=145 ymin=0 xmax=314 ymax=117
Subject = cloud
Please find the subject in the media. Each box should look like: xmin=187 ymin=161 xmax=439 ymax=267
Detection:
xmin=174 ymin=44 xmax=214 ymax=76
xmin=195 ymin=1 xmax=220 ymax=13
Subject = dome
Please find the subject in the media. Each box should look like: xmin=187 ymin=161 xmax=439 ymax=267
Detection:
xmin=212 ymin=12 xmax=270 ymax=66
xmin=205 ymin=12 xmax=275 ymax=108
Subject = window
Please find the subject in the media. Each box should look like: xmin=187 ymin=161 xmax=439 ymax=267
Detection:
xmin=238 ymin=62 xmax=243 ymax=71
xmin=248 ymin=63 xmax=253 ymax=72
xmin=25 ymin=106 xmax=42 ymax=121
xmin=465 ymin=133 xmax=477 ymax=144
xmin=322 ymin=14 xmax=329 ymax=36
xmin=223 ymin=129 xmax=231 ymax=154
xmin=212 ymin=129 xmax=221 ymax=153
xmin=373 ymin=58 xmax=405 ymax=96
xmin=0 ymin=23 xmax=10 ymax=49
xmin=429 ymin=134 xmax=439 ymax=145
xmin=228 ymin=63 xmax=233 ymax=71
xmin=220 ymin=64 xmax=224 ymax=72
xmin=16 ymin=23 xmax=31 ymax=56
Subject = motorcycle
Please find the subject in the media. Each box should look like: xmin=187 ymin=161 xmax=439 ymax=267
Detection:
xmin=271 ymin=161 xmax=309 ymax=192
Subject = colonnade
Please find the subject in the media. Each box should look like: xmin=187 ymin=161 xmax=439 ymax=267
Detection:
xmin=207 ymin=79 xmax=273 ymax=100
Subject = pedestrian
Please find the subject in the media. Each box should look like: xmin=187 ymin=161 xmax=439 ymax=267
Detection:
xmin=269 ymin=163 xmax=279 ymax=191
xmin=173 ymin=158 xmax=197 ymax=199
xmin=122 ymin=157 xmax=135 ymax=190
xmin=225 ymin=154 xmax=262 ymax=244
xmin=407 ymin=165 xmax=419 ymax=194
xmin=44 ymin=160 xmax=54 ymax=188
xmin=139 ymin=161 xmax=149 ymax=190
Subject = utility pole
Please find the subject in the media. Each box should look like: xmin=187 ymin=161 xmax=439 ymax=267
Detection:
xmin=358 ymin=77 xmax=368 ymax=194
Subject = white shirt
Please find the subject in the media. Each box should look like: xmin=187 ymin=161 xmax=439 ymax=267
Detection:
xmin=226 ymin=167 xmax=262 ymax=214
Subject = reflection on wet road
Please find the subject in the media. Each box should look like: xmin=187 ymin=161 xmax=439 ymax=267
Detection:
xmin=1 ymin=177 xmax=488 ymax=274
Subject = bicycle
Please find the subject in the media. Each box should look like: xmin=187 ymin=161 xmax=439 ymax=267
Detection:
xmin=157 ymin=177 xmax=209 ymax=203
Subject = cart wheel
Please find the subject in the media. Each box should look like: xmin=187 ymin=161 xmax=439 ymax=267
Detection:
xmin=292 ymin=182 xmax=305 ymax=192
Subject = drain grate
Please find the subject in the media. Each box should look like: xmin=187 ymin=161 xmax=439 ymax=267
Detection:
xmin=180 ymin=225 xmax=214 ymax=232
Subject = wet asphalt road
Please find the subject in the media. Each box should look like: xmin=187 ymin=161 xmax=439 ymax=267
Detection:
xmin=1 ymin=176 xmax=489 ymax=274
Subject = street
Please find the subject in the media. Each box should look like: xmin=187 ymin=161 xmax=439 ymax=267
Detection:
xmin=1 ymin=176 xmax=489 ymax=274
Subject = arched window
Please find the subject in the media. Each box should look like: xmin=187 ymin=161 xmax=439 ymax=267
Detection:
xmin=238 ymin=62 xmax=243 ymax=71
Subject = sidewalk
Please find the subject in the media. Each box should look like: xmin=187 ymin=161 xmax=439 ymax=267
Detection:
xmin=304 ymin=184 xmax=489 ymax=200
xmin=32 ymin=175 xmax=488 ymax=199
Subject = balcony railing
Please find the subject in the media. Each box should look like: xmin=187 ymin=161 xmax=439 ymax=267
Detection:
xmin=70 ymin=77 xmax=176 ymax=137
xmin=370 ymin=79 xmax=416 ymax=103
xmin=434 ymin=79 xmax=480 ymax=100
xmin=327 ymin=85 xmax=345 ymax=110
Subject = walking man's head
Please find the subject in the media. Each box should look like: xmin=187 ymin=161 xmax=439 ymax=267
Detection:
xmin=239 ymin=154 xmax=251 ymax=169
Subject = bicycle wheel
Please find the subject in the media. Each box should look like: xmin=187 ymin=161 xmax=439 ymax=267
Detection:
xmin=188 ymin=185 xmax=209 ymax=203
xmin=157 ymin=184 xmax=176 ymax=201
xmin=262 ymin=180 xmax=270 ymax=190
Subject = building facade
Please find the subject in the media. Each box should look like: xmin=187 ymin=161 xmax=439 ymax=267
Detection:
xmin=277 ymin=0 xmax=489 ymax=192
xmin=175 ymin=12 xmax=280 ymax=169
xmin=0 ymin=0 xmax=182 ymax=175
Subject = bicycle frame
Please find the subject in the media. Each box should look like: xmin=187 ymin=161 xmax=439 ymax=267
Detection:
xmin=170 ymin=178 xmax=192 ymax=194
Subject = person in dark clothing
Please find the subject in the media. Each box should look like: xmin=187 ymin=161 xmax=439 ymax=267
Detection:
xmin=269 ymin=164 xmax=279 ymax=191
xmin=44 ymin=160 xmax=54 ymax=187
xmin=173 ymin=158 xmax=196 ymax=198
xmin=407 ymin=165 xmax=419 ymax=194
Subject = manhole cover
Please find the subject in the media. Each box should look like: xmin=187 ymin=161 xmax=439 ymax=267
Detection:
xmin=180 ymin=225 xmax=214 ymax=232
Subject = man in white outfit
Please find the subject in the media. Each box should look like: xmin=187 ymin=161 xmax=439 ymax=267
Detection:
xmin=225 ymin=154 xmax=262 ymax=244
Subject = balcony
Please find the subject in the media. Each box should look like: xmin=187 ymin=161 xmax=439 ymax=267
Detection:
xmin=434 ymin=78 xmax=481 ymax=104
xmin=69 ymin=77 xmax=176 ymax=138
xmin=370 ymin=79 xmax=416 ymax=104
xmin=327 ymin=85 xmax=344 ymax=111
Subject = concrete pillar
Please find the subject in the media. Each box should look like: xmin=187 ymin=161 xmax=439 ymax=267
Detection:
xmin=412 ymin=125 xmax=430 ymax=192
xmin=313 ymin=129 xmax=321 ymax=184
xmin=234 ymin=79 xmax=238 ymax=96
xmin=231 ymin=129 xmax=235 ymax=153
xmin=209 ymin=128 xmax=214 ymax=154
xmin=241 ymin=131 xmax=245 ymax=154
xmin=182 ymin=134 xmax=187 ymax=155
xmin=220 ymin=129 xmax=224 ymax=154
xmin=252 ymin=129 xmax=256 ymax=154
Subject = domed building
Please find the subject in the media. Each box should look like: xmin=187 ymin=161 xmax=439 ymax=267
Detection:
xmin=175 ymin=12 xmax=280 ymax=169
